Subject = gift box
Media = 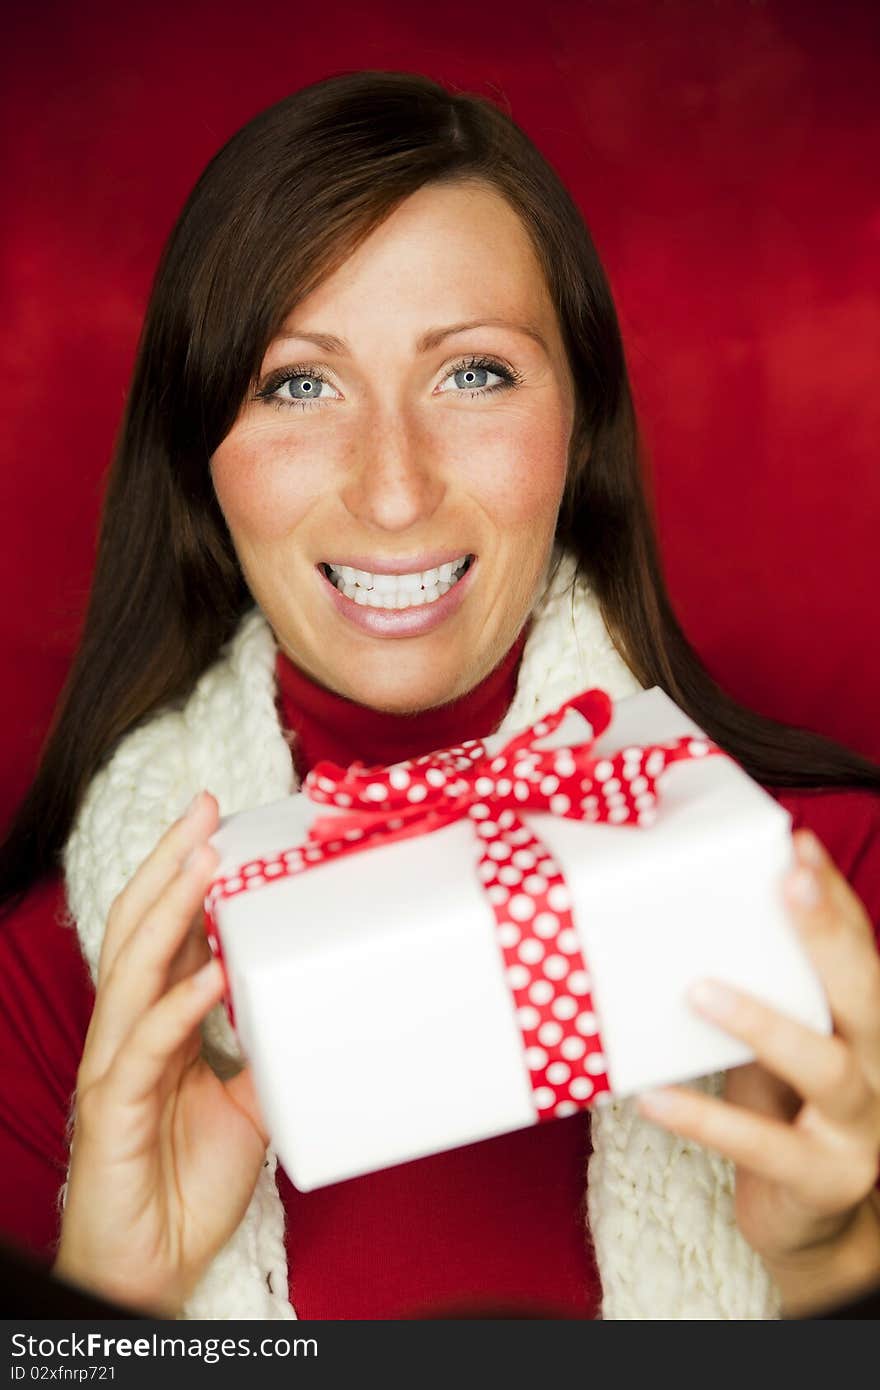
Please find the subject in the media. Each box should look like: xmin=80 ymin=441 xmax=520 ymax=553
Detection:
xmin=204 ymin=686 xmax=831 ymax=1192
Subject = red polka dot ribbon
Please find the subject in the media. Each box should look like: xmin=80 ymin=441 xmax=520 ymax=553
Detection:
xmin=204 ymin=688 xmax=724 ymax=1120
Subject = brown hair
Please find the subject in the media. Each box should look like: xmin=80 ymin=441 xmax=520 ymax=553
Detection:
xmin=2 ymin=69 xmax=877 ymax=917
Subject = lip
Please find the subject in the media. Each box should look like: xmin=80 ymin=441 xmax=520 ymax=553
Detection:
xmin=322 ymin=549 xmax=472 ymax=577
xmin=317 ymin=555 xmax=477 ymax=638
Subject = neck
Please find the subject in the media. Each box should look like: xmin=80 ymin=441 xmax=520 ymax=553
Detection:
xmin=275 ymin=626 xmax=530 ymax=779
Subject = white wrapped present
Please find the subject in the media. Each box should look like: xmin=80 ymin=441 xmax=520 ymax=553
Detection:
xmin=204 ymin=686 xmax=830 ymax=1191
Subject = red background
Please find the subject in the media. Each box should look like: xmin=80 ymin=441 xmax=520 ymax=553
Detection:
xmin=1 ymin=0 xmax=877 ymax=829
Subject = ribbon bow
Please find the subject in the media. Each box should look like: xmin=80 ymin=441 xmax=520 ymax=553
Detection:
xmin=205 ymin=689 xmax=722 ymax=1120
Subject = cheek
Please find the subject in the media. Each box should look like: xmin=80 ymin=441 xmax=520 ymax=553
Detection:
xmin=437 ymin=402 xmax=569 ymax=526
xmin=211 ymin=426 xmax=323 ymax=544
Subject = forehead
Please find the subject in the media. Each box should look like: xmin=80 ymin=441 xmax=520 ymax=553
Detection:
xmin=287 ymin=180 xmax=555 ymax=329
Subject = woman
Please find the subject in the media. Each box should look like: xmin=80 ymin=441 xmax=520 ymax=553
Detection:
xmin=1 ymin=71 xmax=879 ymax=1321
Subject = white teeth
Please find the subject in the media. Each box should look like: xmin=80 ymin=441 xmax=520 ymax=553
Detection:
xmin=397 ymin=572 xmax=423 ymax=594
xmin=325 ymin=555 xmax=471 ymax=610
xmin=372 ymin=573 xmax=398 ymax=594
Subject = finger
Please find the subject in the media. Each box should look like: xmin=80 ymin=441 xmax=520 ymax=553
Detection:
xmin=111 ymin=843 xmax=219 ymax=996
xmin=81 ymin=846 xmax=219 ymax=1086
xmin=98 ymin=791 xmax=219 ymax=986
xmin=723 ymin=1060 xmax=802 ymax=1125
xmin=167 ymin=910 xmax=213 ymax=990
xmin=636 ymin=1085 xmax=821 ymax=1200
xmin=784 ymin=832 xmax=880 ymax=1077
xmin=103 ymin=957 xmax=227 ymax=1108
xmin=687 ymin=980 xmax=874 ymax=1127
xmin=637 ymin=1084 xmax=879 ymax=1213
xmin=794 ymin=830 xmax=877 ymax=944
xmin=637 ymin=1084 xmax=806 ymax=1179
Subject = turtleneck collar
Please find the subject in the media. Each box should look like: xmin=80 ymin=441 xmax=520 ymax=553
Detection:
xmin=275 ymin=624 xmax=530 ymax=780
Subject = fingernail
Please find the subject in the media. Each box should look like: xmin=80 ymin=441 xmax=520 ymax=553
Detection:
xmin=638 ymin=1088 xmax=675 ymax=1113
xmin=788 ymin=865 xmax=821 ymax=908
xmin=796 ymin=831 xmax=826 ymax=867
xmin=687 ymin=979 xmax=736 ymax=1016
xmin=185 ymin=792 xmax=204 ymax=821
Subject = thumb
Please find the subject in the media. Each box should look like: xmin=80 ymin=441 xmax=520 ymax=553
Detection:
xmin=225 ymin=1065 xmax=271 ymax=1147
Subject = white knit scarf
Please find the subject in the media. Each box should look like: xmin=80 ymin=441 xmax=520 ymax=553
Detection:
xmin=62 ymin=549 xmax=782 ymax=1320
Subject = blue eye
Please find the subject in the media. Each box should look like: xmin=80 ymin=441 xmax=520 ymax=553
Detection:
xmin=254 ymin=353 xmax=520 ymax=413
xmin=439 ymin=359 xmax=511 ymax=395
xmin=256 ymin=368 xmax=341 ymax=412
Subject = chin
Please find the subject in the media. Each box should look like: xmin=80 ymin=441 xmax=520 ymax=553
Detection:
xmin=340 ymin=665 xmax=467 ymax=714
xmin=352 ymin=681 xmax=459 ymax=715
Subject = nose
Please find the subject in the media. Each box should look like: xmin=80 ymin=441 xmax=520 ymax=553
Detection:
xmin=340 ymin=405 xmax=446 ymax=534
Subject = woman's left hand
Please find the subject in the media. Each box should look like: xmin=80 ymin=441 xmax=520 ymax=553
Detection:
xmin=637 ymin=828 xmax=880 ymax=1301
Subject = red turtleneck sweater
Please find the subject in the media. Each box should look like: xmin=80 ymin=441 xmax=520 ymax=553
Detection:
xmin=2 ymin=641 xmax=880 ymax=1318
xmin=271 ymin=627 xmax=601 ymax=1318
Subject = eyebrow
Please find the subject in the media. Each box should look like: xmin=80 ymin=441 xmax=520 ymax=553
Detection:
xmin=272 ymin=318 xmax=550 ymax=356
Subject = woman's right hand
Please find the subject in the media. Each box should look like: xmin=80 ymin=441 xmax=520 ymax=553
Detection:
xmin=53 ymin=791 xmax=270 ymax=1317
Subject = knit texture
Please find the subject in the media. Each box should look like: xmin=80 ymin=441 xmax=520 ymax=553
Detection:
xmin=61 ymin=548 xmax=782 ymax=1320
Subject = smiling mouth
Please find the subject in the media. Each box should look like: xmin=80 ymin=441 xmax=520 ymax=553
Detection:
xmin=319 ymin=555 xmax=474 ymax=609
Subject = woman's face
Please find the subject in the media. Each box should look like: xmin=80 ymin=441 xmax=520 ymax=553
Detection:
xmin=211 ymin=179 xmax=576 ymax=712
